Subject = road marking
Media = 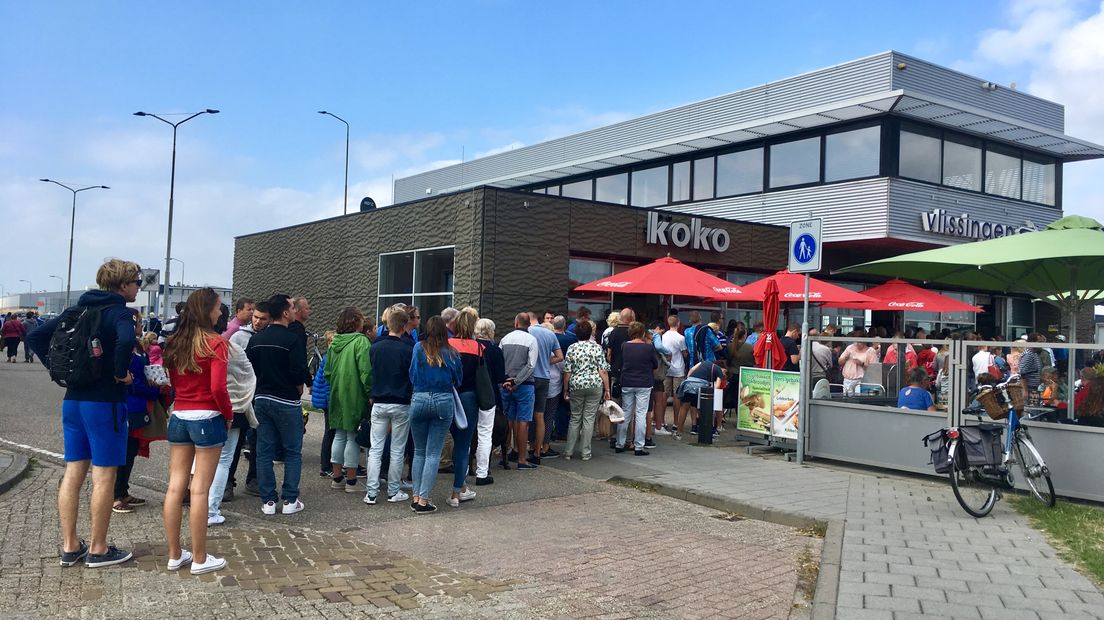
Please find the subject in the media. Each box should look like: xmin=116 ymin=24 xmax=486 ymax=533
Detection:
xmin=0 ymin=437 xmax=64 ymax=460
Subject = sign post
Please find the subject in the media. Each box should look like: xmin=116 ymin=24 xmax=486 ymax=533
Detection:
xmin=788 ymin=218 xmax=822 ymax=466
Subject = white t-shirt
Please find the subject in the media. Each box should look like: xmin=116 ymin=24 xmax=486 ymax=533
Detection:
xmin=971 ymin=350 xmax=993 ymax=379
xmin=662 ymin=330 xmax=687 ymax=377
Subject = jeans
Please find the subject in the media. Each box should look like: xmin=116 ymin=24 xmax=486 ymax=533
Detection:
xmin=330 ymin=429 xmax=360 ymax=470
xmin=544 ymin=392 xmax=561 ymax=443
xmin=474 ymin=406 xmax=496 ymax=479
xmin=209 ymin=427 xmax=240 ymax=517
xmin=450 ymin=390 xmax=477 ymax=492
xmin=553 ymin=394 xmax=570 ymax=440
xmin=566 ymin=385 xmax=602 ymax=459
xmin=617 ymin=387 xmax=650 ymax=449
xmin=113 ymin=436 xmax=141 ymax=499
xmin=408 ymin=392 xmax=453 ymax=500
xmin=227 ymin=425 xmax=247 ymax=488
xmin=244 ymin=427 xmax=257 ymax=484
xmin=255 ymin=398 xmax=304 ymax=504
xmin=365 ymin=403 xmax=410 ymax=498
xmin=320 ymin=409 xmax=336 ymax=473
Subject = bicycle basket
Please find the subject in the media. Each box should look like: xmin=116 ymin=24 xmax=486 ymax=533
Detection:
xmin=922 ymin=429 xmax=952 ymax=474
xmin=976 ymin=387 xmax=1009 ymax=420
xmin=958 ymin=425 xmax=1003 ymax=467
xmin=1005 ymin=379 xmax=1026 ymax=413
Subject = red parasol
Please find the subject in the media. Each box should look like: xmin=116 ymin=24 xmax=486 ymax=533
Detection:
xmin=753 ymin=279 xmax=786 ymax=370
xmin=708 ymin=270 xmax=875 ymax=306
xmin=573 ymin=256 xmax=749 ymax=299
xmin=822 ymin=279 xmax=983 ymax=313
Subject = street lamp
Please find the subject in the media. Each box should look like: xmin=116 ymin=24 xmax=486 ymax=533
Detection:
xmin=168 ymin=257 xmax=184 ymax=287
xmin=40 ymin=179 xmax=109 ymax=307
xmin=134 ymin=108 xmax=219 ymax=319
xmin=317 ymin=110 xmax=350 ymax=215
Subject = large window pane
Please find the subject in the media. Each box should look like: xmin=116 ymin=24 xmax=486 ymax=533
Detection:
xmin=825 ymin=126 xmax=880 ymax=181
xmin=899 ymin=130 xmax=942 ymax=183
xmin=631 ymin=165 xmax=668 ymax=207
xmin=379 ymin=252 xmax=413 ymax=295
xmin=942 ymin=139 xmax=981 ymax=191
xmin=693 ymin=157 xmax=714 ymax=200
xmin=546 ymin=185 xmax=560 ymax=197
xmin=985 ymin=149 xmax=1021 ymax=199
xmin=414 ymin=247 xmax=454 ymax=294
xmin=568 ymin=258 xmax=611 ymax=288
xmin=717 ymin=148 xmax=763 ymax=196
xmin=561 ymin=179 xmax=592 ymax=200
xmin=595 ymin=173 xmax=628 ymax=205
xmin=1023 ymin=156 xmax=1056 ymax=205
xmin=672 ymin=161 xmax=690 ymax=202
xmin=769 ymin=137 xmax=820 ymax=188
xmin=413 ymin=294 xmax=453 ymax=320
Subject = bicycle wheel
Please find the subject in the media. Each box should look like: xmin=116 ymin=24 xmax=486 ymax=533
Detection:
xmin=1014 ymin=434 xmax=1055 ymax=507
xmin=948 ymin=445 xmax=997 ymax=518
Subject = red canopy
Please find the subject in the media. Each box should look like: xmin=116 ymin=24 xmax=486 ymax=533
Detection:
xmin=573 ymin=256 xmax=749 ymax=299
xmin=754 ymin=279 xmax=787 ymax=370
xmin=823 ymin=279 xmax=983 ymax=313
xmin=708 ymin=270 xmax=874 ymax=306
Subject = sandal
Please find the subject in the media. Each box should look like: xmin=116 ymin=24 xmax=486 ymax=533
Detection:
xmin=123 ymin=495 xmax=146 ymax=506
xmin=112 ymin=500 xmax=134 ymax=514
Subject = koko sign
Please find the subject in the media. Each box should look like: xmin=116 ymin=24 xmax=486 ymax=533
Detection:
xmin=646 ymin=212 xmax=731 ymax=252
xmin=920 ymin=208 xmax=1039 ymax=240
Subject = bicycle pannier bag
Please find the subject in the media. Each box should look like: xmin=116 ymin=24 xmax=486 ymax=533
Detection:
xmin=923 ymin=429 xmax=952 ymax=474
xmin=957 ymin=425 xmax=1003 ymax=467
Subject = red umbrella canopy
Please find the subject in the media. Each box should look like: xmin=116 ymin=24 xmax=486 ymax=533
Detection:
xmin=823 ymin=279 xmax=983 ymax=313
xmin=709 ymin=270 xmax=874 ymax=305
xmin=573 ymin=256 xmax=748 ymax=298
xmin=753 ymin=279 xmax=787 ymax=370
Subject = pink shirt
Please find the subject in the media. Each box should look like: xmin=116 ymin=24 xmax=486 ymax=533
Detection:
xmin=839 ymin=344 xmax=878 ymax=380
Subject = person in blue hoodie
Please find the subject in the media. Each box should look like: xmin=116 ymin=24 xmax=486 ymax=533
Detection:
xmin=27 ymin=259 xmax=142 ymax=569
xmin=311 ymin=333 xmax=333 ymax=477
xmin=112 ymin=310 xmax=161 ymax=514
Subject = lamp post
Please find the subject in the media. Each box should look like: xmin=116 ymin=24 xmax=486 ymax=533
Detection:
xmin=134 ymin=108 xmax=219 ymax=319
xmin=167 ymin=258 xmax=185 ymax=305
xmin=40 ymin=179 xmax=109 ymax=307
xmin=317 ymin=110 xmax=350 ymax=215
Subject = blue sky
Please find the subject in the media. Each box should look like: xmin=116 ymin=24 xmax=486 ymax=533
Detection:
xmin=2 ymin=0 xmax=1103 ymax=298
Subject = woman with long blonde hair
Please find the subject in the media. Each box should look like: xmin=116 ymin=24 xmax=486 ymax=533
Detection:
xmin=162 ymin=288 xmax=233 ymax=575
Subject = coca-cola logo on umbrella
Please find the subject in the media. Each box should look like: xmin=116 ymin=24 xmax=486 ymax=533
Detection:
xmin=782 ymin=291 xmax=823 ymax=299
xmin=887 ymin=301 xmax=925 ymax=308
xmin=596 ymin=281 xmax=632 ymax=289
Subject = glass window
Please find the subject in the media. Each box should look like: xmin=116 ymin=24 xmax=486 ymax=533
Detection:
xmin=631 ymin=166 xmax=668 ymax=207
xmin=591 ymin=173 xmax=626 ymax=205
xmin=561 ymin=179 xmax=592 ymax=200
xmin=546 ymin=185 xmax=560 ymax=197
xmin=717 ymin=148 xmax=763 ymax=196
xmin=413 ymin=294 xmax=453 ymax=320
xmin=693 ymin=157 xmax=714 ymax=200
xmin=414 ymin=247 xmax=454 ymax=294
xmin=378 ymin=252 xmax=413 ymax=295
xmin=825 ymin=126 xmax=880 ymax=181
xmin=568 ymin=258 xmax=612 ymax=288
xmin=671 ymin=161 xmax=690 ymax=202
xmin=769 ymin=137 xmax=820 ymax=188
xmin=1022 ymin=156 xmax=1056 ymax=206
xmin=899 ymin=130 xmax=942 ymax=183
xmin=942 ymin=139 xmax=982 ymax=191
xmin=985 ymin=148 xmax=1021 ymax=199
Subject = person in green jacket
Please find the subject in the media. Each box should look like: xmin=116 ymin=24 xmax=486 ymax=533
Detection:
xmin=324 ymin=307 xmax=373 ymax=493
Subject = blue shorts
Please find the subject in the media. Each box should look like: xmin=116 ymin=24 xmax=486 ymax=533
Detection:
xmin=501 ymin=383 xmax=535 ymax=422
xmin=62 ymin=400 xmax=128 ymax=467
xmin=168 ymin=415 xmax=227 ymax=448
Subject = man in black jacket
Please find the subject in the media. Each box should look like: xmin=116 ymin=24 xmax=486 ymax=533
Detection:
xmin=246 ymin=294 xmax=308 ymax=516
xmin=363 ymin=308 xmax=414 ymax=504
xmin=27 ymin=259 xmax=141 ymax=569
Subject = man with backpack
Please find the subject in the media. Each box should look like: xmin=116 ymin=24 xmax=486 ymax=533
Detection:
xmin=22 ymin=311 xmax=42 ymax=363
xmin=27 ymin=258 xmax=143 ymax=569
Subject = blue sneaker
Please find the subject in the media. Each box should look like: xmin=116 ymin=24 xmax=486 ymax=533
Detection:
xmin=59 ymin=540 xmax=88 ymax=567
xmin=517 ymin=462 xmax=539 ymax=471
xmin=85 ymin=545 xmax=133 ymax=568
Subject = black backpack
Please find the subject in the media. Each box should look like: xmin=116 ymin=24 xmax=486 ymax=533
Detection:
xmin=47 ymin=305 xmax=108 ymax=389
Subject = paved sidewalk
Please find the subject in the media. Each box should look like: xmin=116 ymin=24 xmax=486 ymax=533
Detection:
xmin=0 ymin=448 xmax=29 ymax=495
xmin=547 ymin=434 xmax=1104 ymax=619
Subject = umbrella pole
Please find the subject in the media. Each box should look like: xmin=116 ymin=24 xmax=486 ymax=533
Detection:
xmin=797 ymin=274 xmax=810 ymax=465
xmin=1067 ymin=276 xmax=1078 ymax=421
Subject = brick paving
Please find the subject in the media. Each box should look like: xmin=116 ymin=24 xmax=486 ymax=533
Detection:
xmin=0 ymin=457 xmax=817 ymax=619
xmin=549 ymin=434 xmax=1104 ymax=619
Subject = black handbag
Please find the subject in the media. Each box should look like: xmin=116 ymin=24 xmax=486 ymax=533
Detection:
xmin=475 ymin=344 xmax=496 ymax=410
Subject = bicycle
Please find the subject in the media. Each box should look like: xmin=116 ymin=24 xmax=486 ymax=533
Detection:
xmin=306 ymin=332 xmax=324 ymax=379
xmin=924 ymin=374 xmax=1056 ymax=518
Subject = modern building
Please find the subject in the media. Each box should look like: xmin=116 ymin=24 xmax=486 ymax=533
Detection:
xmin=0 ymin=284 xmax=233 ymax=318
xmin=235 ymin=51 xmax=1104 ymax=339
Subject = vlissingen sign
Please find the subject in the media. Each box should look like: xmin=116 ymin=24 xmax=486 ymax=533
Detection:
xmin=920 ymin=208 xmax=1039 ymax=240
xmin=646 ymin=212 xmax=730 ymax=252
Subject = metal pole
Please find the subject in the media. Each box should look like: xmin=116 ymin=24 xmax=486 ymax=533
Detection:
xmin=343 ymin=121 xmax=349 ymax=215
xmin=797 ymin=273 xmax=809 ymax=465
xmin=1067 ymin=274 xmax=1078 ymax=421
xmin=67 ymin=191 xmax=76 ymax=306
xmin=162 ymin=124 xmax=177 ymax=320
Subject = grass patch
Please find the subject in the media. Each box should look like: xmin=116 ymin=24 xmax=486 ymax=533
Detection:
xmin=607 ymin=478 xmax=657 ymax=493
xmin=795 ymin=544 xmax=820 ymax=603
xmin=798 ymin=522 xmax=827 ymax=539
xmin=1009 ymin=495 xmax=1104 ymax=585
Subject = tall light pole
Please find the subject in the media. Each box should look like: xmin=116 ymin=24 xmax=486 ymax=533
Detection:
xmin=317 ymin=111 xmax=350 ymax=215
xmin=40 ymin=179 xmax=109 ymax=307
xmin=167 ymin=257 xmax=185 ymax=305
xmin=134 ymin=108 xmax=219 ymax=319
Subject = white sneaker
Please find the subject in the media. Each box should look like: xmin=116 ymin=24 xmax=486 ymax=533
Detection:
xmin=190 ymin=554 xmax=227 ymax=575
xmin=167 ymin=550 xmax=193 ymax=571
xmin=261 ymin=501 xmax=276 ymax=515
xmin=457 ymin=489 xmax=476 ymax=502
xmin=281 ymin=499 xmax=304 ymax=515
xmin=387 ymin=491 xmax=410 ymax=503
xmin=207 ymin=514 xmax=226 ymax=527
xmin=654 ymin=427 xmax=672 ymax=436
xmin=363 ymin=494 xmax=377 ymax=505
